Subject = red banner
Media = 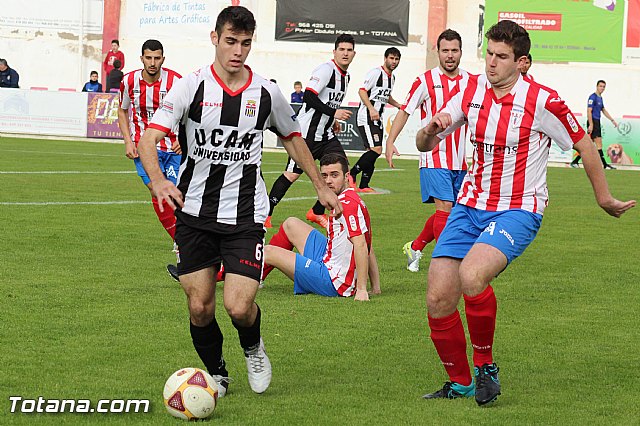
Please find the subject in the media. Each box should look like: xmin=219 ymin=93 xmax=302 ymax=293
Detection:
xmin=498 ymin=12 xmax=562 ymax=31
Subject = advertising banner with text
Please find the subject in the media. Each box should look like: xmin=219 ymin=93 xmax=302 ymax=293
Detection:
xmin=86 ymin=93 xmax=122 ymax=139
xmin=484 ymin=0 xmax=624 ymax=63
xmin=275 ymin=0 xmax=409 ymax=46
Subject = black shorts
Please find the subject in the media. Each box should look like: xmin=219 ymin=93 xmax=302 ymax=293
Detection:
xmin=174 ymin=211 xmax=265 ymax=282
xmin=358 ymin=123 xmax=383 ymax=148
xmin=285 ymin=136 xmax=346 ymax=174
xmin=589 ymin=119 xmax=602 ymax=138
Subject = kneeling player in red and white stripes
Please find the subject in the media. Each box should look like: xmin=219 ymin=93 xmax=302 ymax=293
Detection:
xmin=262 ymin=153 xmax=380 ymax=300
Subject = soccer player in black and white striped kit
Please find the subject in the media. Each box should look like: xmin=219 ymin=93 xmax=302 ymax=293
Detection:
xmin=138 ymin=6 xmax=341 ymax=397
xmin=266 ymin=33 xmax=356 ymax=228
xmin=350 ymin=48 xmax=402 ymax=192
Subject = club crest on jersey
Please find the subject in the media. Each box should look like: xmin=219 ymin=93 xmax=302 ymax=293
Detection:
xmin=245 ymin=100 xmax=257 ymax=117
xmin=566 ymin=113 xmax=579 ymax=132
xmin=510 ymin=106 xmax=524 ymax=128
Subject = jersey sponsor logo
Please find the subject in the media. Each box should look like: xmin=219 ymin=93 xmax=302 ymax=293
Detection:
xmin=349 ymin=215 xmax=358 ymax=231
xmin=467 ymin=102 xmax=485 ymax=110
xmin=472 ymin=141 xmax=518 ymax=155
xmin=432 ymin=84 xmax=443 ymax=89
xmin=566 ymin=113 xmax=579 ymax=132
xmin=245 ymin=100 xmax=257 ymax=117
xmin=200 ymin=101 xmax=223 ymax=107
xmin=192 ymin=146 xmax=251 ymax=162
xmin=162 ymin=101 xmax=174 ymax=113
xmin=194 ymin=129 xmax=257 ymax=150
xmin=328 ymin=92 xmax=345 ymax=109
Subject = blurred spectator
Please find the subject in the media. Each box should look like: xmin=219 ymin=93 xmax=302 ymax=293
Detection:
xmin=82 ymin=70 xmax=103 ymax=92
xmin=104 ymin=39 xmax=125 ymax=78
xmin=107 ymin=60 xmax=124 ymax=93
xmin=520 ymin=53 xmax=533 ymax=81
xmin=0 ymin=59 xmax=20 ymax=88
xmin=290 ymin=80 xmax=304 ymax=103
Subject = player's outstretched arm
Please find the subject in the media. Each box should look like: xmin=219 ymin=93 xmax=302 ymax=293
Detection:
xmin=351 ymin=234 xmax=370 ymax=301
xmin=368 ymin=247 xmax=380 ymax=295
xmin=574 ymin=136 xmax=636 ymax=217
xmin=138 ymin=127 xmax=184 ymax=212
xmin=282 ymin=135 xmax=342 ymax=216
xmin=384 ymin=109 xmax=410 ymax=168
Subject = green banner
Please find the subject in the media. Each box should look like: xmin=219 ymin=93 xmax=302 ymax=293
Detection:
xmin=601 ymin=118 xmax=640 ymax=166
xmin=484 ymin=0 xmax=624 ymax=63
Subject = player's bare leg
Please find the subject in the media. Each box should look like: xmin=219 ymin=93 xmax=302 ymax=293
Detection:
xmin=223 ymin=274 xmax=271 ymax=393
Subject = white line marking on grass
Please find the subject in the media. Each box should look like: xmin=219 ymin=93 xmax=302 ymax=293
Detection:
xmin=5 ymin=149 xmax=122 ymax=157
xmin=1 ymin=201 xmax=149 ymax=206
xmin=0 ymin=171 xmax=135 ymax=174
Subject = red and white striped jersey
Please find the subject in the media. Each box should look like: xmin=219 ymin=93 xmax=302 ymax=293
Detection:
xmin=401 ymin=67 xmax=471 ymax=170
xmin=323 ymin=188 xmax=372 ymax=297
xmin=440 ymin=74 xmax=586 ymax=215
xmin=119 ymin=68 xmax=182 ymax=151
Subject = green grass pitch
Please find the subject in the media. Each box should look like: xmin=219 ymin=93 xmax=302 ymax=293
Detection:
xmin=1 ymin=136 xmax=639 ymax=424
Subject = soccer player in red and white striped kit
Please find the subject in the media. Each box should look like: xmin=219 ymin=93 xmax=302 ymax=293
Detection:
xmin=385 ymin=29 xmax=471 ymax=273
xmin=416 ymin=20 xmax=635 ymax=406
xmin=118 ymin=39 xmax=182 ymax=278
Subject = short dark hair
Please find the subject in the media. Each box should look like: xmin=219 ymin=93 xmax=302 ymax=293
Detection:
xmin=437 ymin=29 xmax=462 ymax=50
xmin=141 ymin=39 xmax=163 ymax=55
xmin=527 ymin=53 xmax=532 ymax=62
xmin=294 ymin=81 xmax=302 ymax=86
xmin=335 ymin=33 xmax=355 ymax=50
xmin=111 ymin=39 xmax=119 ymax=46
xmin=113 ymin=59 xmax=121 ymax=69
xmin=485 ymin=20 xmax=530 ymax=60
xmin=597 ymin=79 xmax=606 ymax=86
xmin=90 ymin=70 xmax=98 ymax=76
xmin=320 ymin=153 xmax=349 ymax=173
xmin=215 ymin=6 xmax=256 ymax=35
xmin=0 ymin=59 xmax=8 ymax=67
xmin=384 ymin=47 xmax=401 ymax=58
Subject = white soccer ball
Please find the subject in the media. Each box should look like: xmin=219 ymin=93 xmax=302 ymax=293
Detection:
xmin=163 ymin=368 xmax=218 ymax=420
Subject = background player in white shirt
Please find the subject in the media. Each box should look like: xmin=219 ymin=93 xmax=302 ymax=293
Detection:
xmin=384 ymin=29 xmax=470 ymax=273
xmin=349 ymin=47 xmax=402 ymax=192
xmin=267 ymin=34 xmax=356 ymax=228
xmin=117 ymin=39 xmax=182 ymax=279
xmin=137 ymin=6 xmax=341 ymax=398
xmin=262 ymin=153 xmax=380 ymax=301
xmin=416 ymin=19 xmax=635 ymax=406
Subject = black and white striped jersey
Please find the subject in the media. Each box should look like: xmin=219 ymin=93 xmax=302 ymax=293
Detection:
xmin=356 ymin=66 xmax=395 ymax=128
xmin=149 ymin=65 xmax=301 ymax=225
xmin=297 ymin=60 xmax=350 ymax=142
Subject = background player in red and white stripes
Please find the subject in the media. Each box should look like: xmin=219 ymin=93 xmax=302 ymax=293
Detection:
xmin=117 ymin=39 xmax=182 ymax=278
xmin=385 ymin=29 xmax=471 ymax=272
xmin=416 ymin=20 xmax=635 ymax=406
xmin=262 ymin=153 xmax=380 ymax=301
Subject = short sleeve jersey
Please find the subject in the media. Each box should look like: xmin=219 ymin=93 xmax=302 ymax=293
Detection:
xmin=587 ymin=93 xmax=604 ymax=120
xmin=119 ymin=68 xmax=182 ymax=151
xmin=323 ymin=188 xmax=372 ymax=297
xmin=439 ymin=74 xmax=586 ymax=214
xmin=148 ymin=65 xmax=301 ymax=225
xmin=297 ymin=60 xmax=350 ymax=142
xmin=401 ymin=67 xmax=471 ymax=170
xmin=356 ymin=66 xmax=395 ymax=128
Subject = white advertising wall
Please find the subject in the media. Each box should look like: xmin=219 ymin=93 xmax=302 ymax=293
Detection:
xmin=0 ymin=89 xmax=88 ymax=137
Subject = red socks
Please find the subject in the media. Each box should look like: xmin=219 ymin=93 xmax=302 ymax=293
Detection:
xmin=428 ymin=311 xmax=472 ymax=386
xmin=152 ymin=197 xmax=176 ymax=239
xmin=261 ymin=224 xmax=294 ymax=280
xmin=464 ymin=285 xmax=497 ymax=367
xmin=433 ymin=210 xmax=450 ymax=241
xmin=411 ymin=214 xmax=436 ymax=251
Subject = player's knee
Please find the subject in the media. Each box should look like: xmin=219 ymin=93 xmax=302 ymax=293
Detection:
xmin=263 ymin=245 xmax=277 ymax=264
xmin=459 ymin=267 xmax=488 ymax=296
xmin=224 ymin=301 xmax=253 ymax=324
xmin=188 ymin=299 xmax=215 ymax=325
xmin=426 ymin=289 xmax=459 ymax=316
